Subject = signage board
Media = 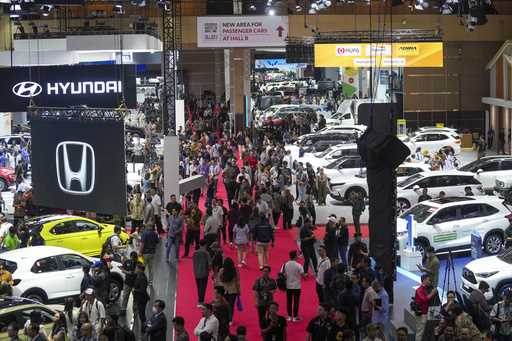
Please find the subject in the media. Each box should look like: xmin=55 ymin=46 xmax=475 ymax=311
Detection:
xmin=0 ymin=65 xmax=136 ymax=112
xmin=31 ymin=117 xmax=126 ymax=215
xmin=314 ymin=42 xmax=444 ymax=68
xmin=197 ymin=16 xmax=288 ymax=48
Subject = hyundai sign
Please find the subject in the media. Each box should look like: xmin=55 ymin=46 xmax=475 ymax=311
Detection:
xmin=31 ymin=117 xmax=127 ymax=215
xmin=0 ymin=65 xmax=136 ymax=112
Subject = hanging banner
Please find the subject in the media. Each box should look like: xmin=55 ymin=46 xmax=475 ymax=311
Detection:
xmin=314 ymin=42 xmax=444 ymax=68
xmin=197 ymin=16 xmax=288 ymax=48
xmin=0 ymin=64 xmax=136 ymax=112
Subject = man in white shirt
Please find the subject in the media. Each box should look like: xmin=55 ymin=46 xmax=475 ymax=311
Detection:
xmin=81 ymin=288 xmax=106 ymax=335
xmin=316 ymin=245 xmax=331 ymax=304
xmin=283 ymin=150 xmax=293 ymax=170
xmin=283 ymin=250 xmax=306 ymax=322
xmin=151 ymin=189 xmax=163 ymax=234
xmin=194 ymin=303 xmax=219 ymax=341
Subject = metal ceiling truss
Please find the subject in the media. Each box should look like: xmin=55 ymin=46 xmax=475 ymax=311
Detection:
xmin=161 ymin=0 xmax=182 ymax=136
xmin=28 ymin=106 xmax=127 ymax=122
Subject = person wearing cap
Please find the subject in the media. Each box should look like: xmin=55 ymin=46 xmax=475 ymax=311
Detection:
xmin=416 ymin=246 xmax=440 ymax=288
xmin=173 ymin=316 xmax=189 ymax=341
xmin=81 ymin=288 xmax=106 ymax=335
xmin=194 ymin=303 xmax=219 ymax=341
xmin=348 ymin=233 xmax=368 ymax=270
xmin=253 ymin=266 xmax=277 ymax=328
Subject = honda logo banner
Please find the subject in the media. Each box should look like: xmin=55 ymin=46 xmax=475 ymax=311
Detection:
xmin=0 ymin=65 xmax=136 ymax=112
xmin=31 ymin=117 xmax=126 ymax=214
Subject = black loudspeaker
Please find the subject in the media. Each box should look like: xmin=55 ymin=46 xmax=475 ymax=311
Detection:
xmin=366 ymin=131 xmax=411 ymax=170
xmin=207 ymin=0 xmax=233 ymax=15
xmin=285 ymin=44 xmax=313 ymax=64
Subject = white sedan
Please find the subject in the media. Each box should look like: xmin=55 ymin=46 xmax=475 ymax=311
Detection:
xmin=298 ymin=144 xmax=359 ymax=168
xmin=1 ymin=246 xmax=125 ymax=303
xmin=397 ymin=196 xmax=511 ymax=255
xmin=396 ymin=170 xmax=484 ymax=213
xmin=403 ymin=131 xmax=461 ymax=155
xmin=329 ymin=163 xmax=432 ymax=201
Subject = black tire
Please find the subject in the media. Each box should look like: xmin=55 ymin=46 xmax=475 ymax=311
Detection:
xmin=0 ymin=178 xmax=7 ymax=192
xmin=345 ymin=187 xmax=367 ymax=200
xmin=484 ymin=232 xmax=504 ymax=255
xmin=109 ymin=278 xmax=123 ymax=303
xmin=396 ymin=198 xmax=411 ymax=215
xmin=22 ymin=290 xmax=47 ymax=303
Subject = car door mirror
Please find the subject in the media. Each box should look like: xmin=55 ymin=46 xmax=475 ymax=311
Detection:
xmin=413 ymin=185 xmax=420 ymax=191
xmin=476 ymin=169 xmax=483 ymax=175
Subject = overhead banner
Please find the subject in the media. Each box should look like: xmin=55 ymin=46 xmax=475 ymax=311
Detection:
xmin=0 ymin=64 xmax=136 ymax=112
xmin=314 ymin=42 xmax=444 ymax=68
xmin=31 ymin=116 xmax=126 ymax=215
xmin=197 ymin=16 xmax=288 ymax=48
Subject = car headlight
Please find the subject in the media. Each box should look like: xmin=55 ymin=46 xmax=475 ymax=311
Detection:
xmin=475 ymin=271 xmax=499 ymax=278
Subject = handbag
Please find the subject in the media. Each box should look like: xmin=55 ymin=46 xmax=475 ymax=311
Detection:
xmin=236 ymin=294 xmax=243 ymax=312
xmin=277 ymin=262 xmax=288 ymax=291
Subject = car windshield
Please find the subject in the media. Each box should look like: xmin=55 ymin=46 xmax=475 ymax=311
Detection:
xmin=316 ymin=146 xmax=337 ymax=158
xmin=0 ymin=259 xmax=18 ymax=273
xmin=397 ymin=173 xmax=424 ymax=188
xmin=325 ymin=159 xmax=342 ymax=169
xmin=498 ymin=248 xmax=512 ymax=264
xmin=400 ymin=204 xmax=437 ymax=223
xmin=459 ymin=159 xmax=486 ymax=172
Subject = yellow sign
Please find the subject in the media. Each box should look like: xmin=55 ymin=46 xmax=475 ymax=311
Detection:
xmin=435 ymin=122 xmax=445 ymax=128
xmin=314 ymin=42 xmax=443 ymax=68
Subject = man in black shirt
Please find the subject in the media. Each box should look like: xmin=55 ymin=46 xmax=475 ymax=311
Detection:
xmin=146 ymin=299 xmax=167 ymax=341
xmin=347 ymin=233 xmax=368 ymax=269
xmin=328 ymin=308 xmax=352 ymax=341
xmin=253 ymin=266 xmax=277 ymax=327
xmin=133 ymin=263 xmax=149 ymax=330
xmin=139 ymin=225 xmax=160 ymax=285
xmin=337 ymin=217 xmax=349 ymax=266
xmin=261 ymin=302 xmax=287 ymax=341
xmin=418 ymin=188 xmax=432 ymax=203
xmin=306 ymin=304 xmax=332 ymax=341
xmin=120 ymin=251 xmax=138 ymax=315
xmin=300 ymin=221 xmax=318 ymax=275
xmin=165 ymin=194 xmax=182 ymax=216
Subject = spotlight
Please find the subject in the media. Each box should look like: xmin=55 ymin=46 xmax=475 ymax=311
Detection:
xmin=40 ymin=4 xmax=53 ymax=17
xmin=309 ymin=8 xmax=316 ymax=14
xmin=295 ymin=5 xmax=303 ymax=11
xmin=157 ymin=0 xmax=171 ymax=11
xmin=318 ymin=2 xmax=325 ymax=9
xmin=249 ymin=4 xmax=256 ymax=10
xmin=268 ymin=8 xmax=276 ymax=15
xmin=325 ymin=0 xmax=332 ymax=6
xmin=414 ymin=0 xmax=428 ymax=10
xmin=311 ymin=3 xmax=319 ymax=10
xmin=113 ymin=4 xmax=124 ymax=14
xmin=441 ymin=3 xmax=453 ymax=14
xmin=10 ymin=3 xmax=21 ymax=18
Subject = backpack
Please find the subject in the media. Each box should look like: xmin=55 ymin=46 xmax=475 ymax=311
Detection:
xmin=102 ymin=234 xmax=115 ymax=254
xmin=277 ymin=262 xmax=288 ymax=291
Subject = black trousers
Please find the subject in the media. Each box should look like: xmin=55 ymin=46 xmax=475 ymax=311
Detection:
xmin=286 ymin=289 xmax=301 ymax=318
xmin=134 ymin=297 xmax=147 ymax=326
xmin=353 ymin=214 xmax=361 ymax=235
xmin=224 ymin=293 xmax=238 ymax=322
xmin=257 ymin=305 xmax=269 ymax=328
xmin=195 ymin=277 xmax=208 ymax=304
xmin=184 ymin=230 xmax=200 ymax=257
xmin=283 ymin=208 xmax=293 ymax=230
xmin=315 ymin=282 xmax=325 ymax=304
xmin=272 ymin=210 xmax=281 ymax=228
xmin=154 ymin=215 xmax=164 ymax=234
xmin=301 ymin=245 xmax=318 ymax=274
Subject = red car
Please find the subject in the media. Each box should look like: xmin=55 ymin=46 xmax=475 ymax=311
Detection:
xmin=0 ymin=167 xmax=15 ymax=191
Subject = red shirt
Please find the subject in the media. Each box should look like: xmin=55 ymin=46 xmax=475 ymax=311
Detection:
xmin=415 ymin=285 xmax=431 ymax=315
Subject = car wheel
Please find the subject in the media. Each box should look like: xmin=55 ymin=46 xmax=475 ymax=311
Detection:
xmin=109 ymin=279 xmax=123 ymax=303
xmin=396 ymin=198 xmax=411 ymax=215
xmin=484 ymin=232 xmax=504 ymax=255
xmin=22 ymin=291 xmax=47 ymax=303
xmin=345 ymin=187 xmax=367 ymax=200
xmin=0 ymin=178 xmax=7 ymax=192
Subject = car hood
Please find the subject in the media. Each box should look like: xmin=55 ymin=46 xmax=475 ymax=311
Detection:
xmin=397 ymin=218 xmax=408 ymax=233
xmin=465 ymin=256 xmax=509 ymax=273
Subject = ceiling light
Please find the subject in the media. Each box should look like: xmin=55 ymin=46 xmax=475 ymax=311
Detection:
xmin=268 ymin=8 xmax=276 ymax=15
xmin=309 ymin=8 xmax=316 ymax=14
xmin=325 ymin=0 xmax=332 ymax=6
xmin=40 ymin=4 xmax=53 ymax=16
xmin=249 ymin=4 xmax=256 ymax=10
xmin=296 ymin=5 xmax=302 ymax=11
xmin=113 ymin=4 xmax=124 ymax=14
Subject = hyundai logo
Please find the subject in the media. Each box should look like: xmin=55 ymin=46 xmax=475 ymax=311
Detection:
xmin=56 ymin=141 xmax=95 ymax=195
xmin=12 ymin=81 xmax=43 ymax=98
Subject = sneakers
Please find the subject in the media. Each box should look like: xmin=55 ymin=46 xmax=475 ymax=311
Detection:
xmin=237 ymin=263 xmax=243 ymax=268
xmin=286 ymin=316 xmax=292 ymax=322
xmin=293 ymin=317 xmax=302 ymax=322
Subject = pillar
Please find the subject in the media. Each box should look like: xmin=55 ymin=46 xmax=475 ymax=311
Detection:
xmin=490 ymin=105 xmax=498 ymax=149
xmin=505 ymin=108 xmax=511 ymax=155
xmin=228 ymin=48 xmax=251 ymax=133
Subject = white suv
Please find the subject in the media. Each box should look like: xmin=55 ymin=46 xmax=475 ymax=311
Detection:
xmin=461 ymin=248 xmax=512 ymax=302
xmin=459 ymin=156 xmax=512 ymax=192
xmin=1 ymin=246 xmax=125 ymax=303
xmin=396 ymin=171 xmax=484 ymax=214
xmin=397 ymin=196 xmax=512 ymax=255
xmin=403 ymin=131 xmax=461 ymax=155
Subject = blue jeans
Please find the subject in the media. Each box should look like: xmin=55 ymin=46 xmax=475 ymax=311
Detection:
xmin=166 ymin=238 xmax=180 ymax=262
xmin=337 ymin=243 xmax=347 ymax=266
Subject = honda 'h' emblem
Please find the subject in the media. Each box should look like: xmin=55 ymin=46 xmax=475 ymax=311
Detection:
xmin=56 ymin=141 xmax=95 ymax=195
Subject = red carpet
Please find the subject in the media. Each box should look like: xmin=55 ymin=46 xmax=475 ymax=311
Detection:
xmin=174 ymin=154 xmax=370 ymax=339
